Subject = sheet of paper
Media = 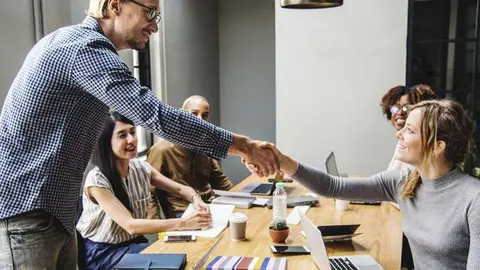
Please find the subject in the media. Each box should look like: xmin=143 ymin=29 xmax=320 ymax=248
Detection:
xmin=166 ymin=204 xmax=235 ymax=238
xmin=286 ymin=205 xmax=310 ymax=225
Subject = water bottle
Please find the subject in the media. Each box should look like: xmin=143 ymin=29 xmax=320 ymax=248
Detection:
xmin=272 ymin=182 xmax=287 ymax=223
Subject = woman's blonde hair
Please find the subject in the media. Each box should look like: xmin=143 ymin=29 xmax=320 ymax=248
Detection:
xmin=87 ymin=0 xmax=110 ymax=19
xmin=401 ymin=99 xmax=473 ymax=199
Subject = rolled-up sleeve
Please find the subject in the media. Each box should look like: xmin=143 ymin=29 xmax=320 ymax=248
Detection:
xmin=72 ymin=39 xmax=232 ymax=159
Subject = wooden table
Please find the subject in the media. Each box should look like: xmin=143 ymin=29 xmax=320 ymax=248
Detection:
xmin=143 ymin=175 xmax=402 ymax=269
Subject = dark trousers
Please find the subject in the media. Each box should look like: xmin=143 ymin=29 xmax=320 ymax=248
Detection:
xmin=84 ymin=236 xmax=148 ymax=270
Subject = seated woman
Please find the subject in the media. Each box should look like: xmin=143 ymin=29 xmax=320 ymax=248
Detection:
xmin=380 ymin=84 xmax=436 ymax=170
xmin=76 ymin=112 xmax=212 ymax=270
xmin=256 ymin=99 xmax=480 ymax=269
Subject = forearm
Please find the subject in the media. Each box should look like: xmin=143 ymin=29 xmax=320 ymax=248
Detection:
xmin=291 ymin=163 xmax=398 ymax=202
xmin=228 ymin=134 xmax=251 ymax=157
xmin=151 ymin=169 xmax=196 ymax=201
xmin=126 ymin=218 xmax=186 ymax=234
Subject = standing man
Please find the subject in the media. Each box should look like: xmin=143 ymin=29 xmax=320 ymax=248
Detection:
xmin=0 ymin=0 xmax=277 ymax=269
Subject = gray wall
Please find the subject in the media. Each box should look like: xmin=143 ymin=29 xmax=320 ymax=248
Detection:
xmin=275 ymin=0 xmax=408 ymax=175
xmin=71 ymin=0 xmax=89 ymax=25
xmin=0 ymin=1 xmax=72 ymax=109
xmin=0 ymin=1 xmax=36 ymax=108
xmin=219 ymin=0 xmax=276 ymax=183
xmin=162 ymin=0 xmax=220 ymax=126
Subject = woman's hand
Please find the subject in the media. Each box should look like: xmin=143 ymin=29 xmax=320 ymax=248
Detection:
xmin=192 ymin=194 xmax=210 ymax=213
xmin=180 ymin=211 xmax=212 ymax=230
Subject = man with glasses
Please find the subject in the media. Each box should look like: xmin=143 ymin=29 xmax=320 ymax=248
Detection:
xmin=0 ymin=0 xmax=278 ymax=269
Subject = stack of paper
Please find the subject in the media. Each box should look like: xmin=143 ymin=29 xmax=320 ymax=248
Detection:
xmin=201 ymin=256 xmax=287 ymax=270
xmin=166 ymin=204 xmax=235 ymax=238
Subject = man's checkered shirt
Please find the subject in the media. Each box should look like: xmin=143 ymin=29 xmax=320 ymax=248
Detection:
xmin=0 ymin=16 xmax=232 ymax=234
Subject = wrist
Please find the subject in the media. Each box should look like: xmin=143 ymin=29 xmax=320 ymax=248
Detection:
xmin=229 ymin=134 xmax=251 ymax=158
xmin=177 ymin=218 xmax=186 ymax=230
xmin=281 ymin=156 xmax=298 ymax=176
xmin=191 ymin=193 xmax=201 ymax=203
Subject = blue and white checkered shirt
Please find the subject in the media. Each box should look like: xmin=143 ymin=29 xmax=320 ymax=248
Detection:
xmin=0 ymin=16 xmax=232 ymax=234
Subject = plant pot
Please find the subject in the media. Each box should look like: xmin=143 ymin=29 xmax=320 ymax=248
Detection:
xmin=269 ymin=227 xmax=290 ymax=243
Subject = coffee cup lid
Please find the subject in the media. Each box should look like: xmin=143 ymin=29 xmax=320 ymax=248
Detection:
xmin=229 ymin=212 xmax=247 ymax=223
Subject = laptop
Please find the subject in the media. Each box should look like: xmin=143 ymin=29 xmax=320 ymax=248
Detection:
xmin=326 ymin=152 xmax=380 ymax=206
xmin=299 ymin=211 xmax=383 ymax=270
xmin=239 ymin=171 xmax=282 ymax=195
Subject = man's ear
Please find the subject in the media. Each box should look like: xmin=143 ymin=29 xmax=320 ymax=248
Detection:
xmin=108 ymin=0 xmax=122 ymax=16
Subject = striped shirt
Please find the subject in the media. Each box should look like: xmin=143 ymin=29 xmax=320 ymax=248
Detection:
xmin=0 ymin=16 xmax=232 ymax=234
xmin=77 ymin=159 xmax=153 ymax=244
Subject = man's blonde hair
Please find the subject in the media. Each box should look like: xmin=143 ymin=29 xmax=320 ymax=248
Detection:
xmin=88 ymin=0 xmax=110 ymax=19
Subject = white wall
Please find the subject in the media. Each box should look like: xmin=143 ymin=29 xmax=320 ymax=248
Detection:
xmin=276 ymin=0 xmax=408 ymax=175
xmin=219 ymin=0 xmax=276 ymax=183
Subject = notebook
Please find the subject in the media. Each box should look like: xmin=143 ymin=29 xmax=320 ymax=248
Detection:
xmin=211 ymin=196 xmax=256 ymax=209
xmin=201 ymin=256 xmax=287 ymax=270
xmin=166 ymin=204 xmax=235 ymax=238
xmin=114 ymin=253 xmax=186 ymax=270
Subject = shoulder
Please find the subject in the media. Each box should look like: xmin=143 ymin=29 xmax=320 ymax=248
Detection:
xmin=129 ymin=159 xmax=151 ymax=173
xmin=85 ymin=166 xmax=112 ymax=189
xmin=374 ymin=168 xmax=410 ymax=184
xmin=455 ymin=172 xmax=480 ymax=196
xmin=148 ymin=140 xmax=176 ymax=156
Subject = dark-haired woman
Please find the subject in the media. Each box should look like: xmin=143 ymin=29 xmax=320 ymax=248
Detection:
xmin=76 ymin=112 xmax=212 ymax=270
xmin=380 ymin=84 xmax=436 ymax=170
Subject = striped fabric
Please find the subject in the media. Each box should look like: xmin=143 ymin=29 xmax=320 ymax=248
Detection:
xmin=76 ymin=159 xmax=153 ymax=244
xmin=201 ymin=256 xmax=287 ymax=270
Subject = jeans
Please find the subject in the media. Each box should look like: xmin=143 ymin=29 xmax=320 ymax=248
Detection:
xmin=0 ymin=210 xmax=77 ymax=270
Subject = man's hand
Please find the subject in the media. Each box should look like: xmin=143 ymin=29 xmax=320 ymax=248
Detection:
xmin=242 ymin=141 xmax=298 ymax=176
xmin=228 ymin=135 xmax=279 ymax=177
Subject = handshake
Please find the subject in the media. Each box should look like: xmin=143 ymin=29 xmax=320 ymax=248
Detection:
xmin=232 ymin=138 xmax=298 ymax=177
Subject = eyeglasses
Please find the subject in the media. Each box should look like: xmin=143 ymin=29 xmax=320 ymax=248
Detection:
xmin=128 ymin=0 xmax=161 ymax=24
xmin=390 ymin=104 xmax=410 ymax=114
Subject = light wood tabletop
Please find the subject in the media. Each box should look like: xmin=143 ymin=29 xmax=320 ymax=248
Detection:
xmin=142 ymin=174 xmax=402 ymax=269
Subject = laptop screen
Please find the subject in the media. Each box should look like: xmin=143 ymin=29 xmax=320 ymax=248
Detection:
xmin=299 ymin=211 xmax=332 ymax=270
xmin=325 ymin=151 xmax=339 ymax=177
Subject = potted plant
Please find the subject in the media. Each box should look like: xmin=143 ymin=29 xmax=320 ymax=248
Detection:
xmin=269 ymin=219 xmax=289 ymax=243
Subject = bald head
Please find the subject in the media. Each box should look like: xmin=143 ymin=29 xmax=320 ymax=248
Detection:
xmin=182 ymin=95 xmax=210 ymax=121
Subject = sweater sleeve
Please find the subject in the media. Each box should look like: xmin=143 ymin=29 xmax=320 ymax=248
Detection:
xmin=467 ymin=193 xmax=480 ymax=269
xmin=291 ymin=163 xmax=406 ymax=202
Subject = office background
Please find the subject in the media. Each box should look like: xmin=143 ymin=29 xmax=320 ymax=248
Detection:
xmin=4 ymin=0 xmax=475 ymax=185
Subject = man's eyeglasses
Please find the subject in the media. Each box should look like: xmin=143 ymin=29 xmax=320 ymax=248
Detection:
xmin=390 ymin=104 xmax=410 ymax=114
xmin=128 ymin=0 xmax=161 ymax=24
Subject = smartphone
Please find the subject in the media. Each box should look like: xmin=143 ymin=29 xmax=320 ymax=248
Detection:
xmin=270 ymin=245 xmax=310 ymax=255
xmin=164 ymin=235 xmax=196 ymax=243
xmin=268 ymin=178 xmax=293 ymax=183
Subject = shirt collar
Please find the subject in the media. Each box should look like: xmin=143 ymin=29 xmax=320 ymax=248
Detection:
xmin=82 ymin=16 xmax=105 ymax=35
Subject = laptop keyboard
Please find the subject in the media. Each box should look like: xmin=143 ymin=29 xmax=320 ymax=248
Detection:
xmin=329 ymin=258 xmax=359 ymax=270
xmin=251 ymin=183 xmax=273 ymax=194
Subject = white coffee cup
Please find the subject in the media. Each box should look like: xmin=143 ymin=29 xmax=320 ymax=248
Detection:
xmin=335 ymin=199 xmax=350 ymax=212
xmin=229 ymin=212 xmax=248 ymax=241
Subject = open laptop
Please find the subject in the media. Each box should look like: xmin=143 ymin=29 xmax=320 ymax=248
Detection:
xmin=299 ymin=211 xmax=383 ymax=270
xmin=239 ymin=171 xmax=282 ymax=195
xmin=326 ymin=152 xmax=380 ymax=206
